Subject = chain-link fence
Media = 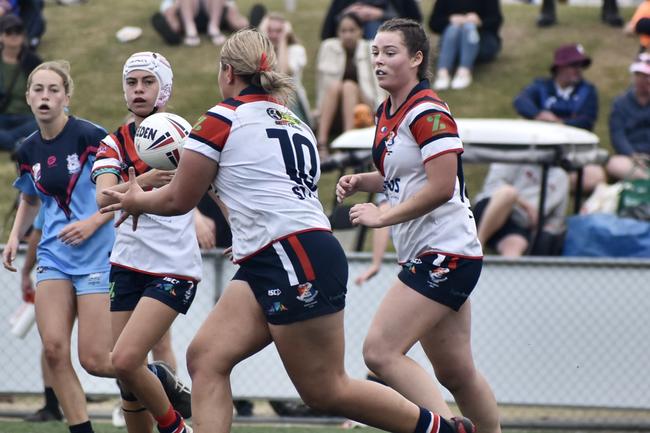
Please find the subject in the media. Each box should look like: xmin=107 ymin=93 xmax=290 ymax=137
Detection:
xmin=1 ymin=248 xmax=649 ymax=428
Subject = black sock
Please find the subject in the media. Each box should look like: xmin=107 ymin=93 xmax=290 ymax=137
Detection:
xmin=69 ymin=420 xmax=94 ymax=433
xmin=44 ymin=387 xmax=60 ymax=412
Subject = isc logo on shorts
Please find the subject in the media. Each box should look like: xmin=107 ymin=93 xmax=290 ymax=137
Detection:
xmin=267 ymin=288 xmax=282 ymax=296
xmin=163 ymin=277 xmax=180 ymax=284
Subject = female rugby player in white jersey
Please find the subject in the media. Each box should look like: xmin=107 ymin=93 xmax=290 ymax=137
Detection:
xmin=93 ymin=52 xmax=197 ymax=433
xmin=336 ymin=18 xmax=502 ymax=433
xmin=101 ymin=29 xmax=474 ymax=433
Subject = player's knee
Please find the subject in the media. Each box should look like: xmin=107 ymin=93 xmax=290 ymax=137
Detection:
xmin=187 ymin=340 xmax=216 ymax=380
xmin=42 ymin=338 xmax=69 ymax=369
xmin=110 ymin=349 xmax=141 ymax=380
xmin=298 ymin=382 xmax=343 ymax=414
xmin=436 ymin=362 xmax=476 ymax=392
xmin=79 ymin=353 xmax=106 ymax=377
xmin=362 ymin=336 xmax=391 ymax=375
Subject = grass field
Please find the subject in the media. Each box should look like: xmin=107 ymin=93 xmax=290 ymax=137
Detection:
xmin=0 ymin=0 xmax=641 ymax=241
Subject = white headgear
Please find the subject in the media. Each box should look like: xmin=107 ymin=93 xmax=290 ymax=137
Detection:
xmin=122 ymin=51 xmax=173 ymax=108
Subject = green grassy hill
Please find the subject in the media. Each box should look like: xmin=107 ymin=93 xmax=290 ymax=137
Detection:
xmin=0 ymin=0 xmax=640 ymax=240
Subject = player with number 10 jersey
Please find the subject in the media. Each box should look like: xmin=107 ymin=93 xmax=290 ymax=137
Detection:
xmin=186 ymin=88 xmax=331 ymax=263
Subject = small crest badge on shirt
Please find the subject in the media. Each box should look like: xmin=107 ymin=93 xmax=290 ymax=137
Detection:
xmin=385 ymin=131 xmax=396 ymax=147
xmin=32 ymin=163 xmax=41 ymax=182
xmin=66 ymin=153 xmax=81 ymax=174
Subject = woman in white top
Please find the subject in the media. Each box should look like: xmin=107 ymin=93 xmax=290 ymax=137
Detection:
xmin=337 ymin=18 xmax=502 ymax=433
xmin=315 ymin=11 xmax=383 ymax=157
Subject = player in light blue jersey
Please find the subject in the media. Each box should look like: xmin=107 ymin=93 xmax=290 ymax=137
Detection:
xmin=2 ymin=61 xmax=115 ymax=433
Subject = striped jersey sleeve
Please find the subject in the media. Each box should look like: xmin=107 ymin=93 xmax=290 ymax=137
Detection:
xmin=184 ymin=104 xmax=234 ymax=163
xmin=91 ymin=134 xmax=123 ymax=183
xmin=407 ymin=102 xmax=463 ymax=163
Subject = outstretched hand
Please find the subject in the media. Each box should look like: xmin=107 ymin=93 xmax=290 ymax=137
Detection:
xmin=100 ymin=167 xmax=143 ymax=231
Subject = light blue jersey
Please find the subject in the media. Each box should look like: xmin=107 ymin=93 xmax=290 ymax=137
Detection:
xmin=13 ymin=116 xmax=115 ymax=275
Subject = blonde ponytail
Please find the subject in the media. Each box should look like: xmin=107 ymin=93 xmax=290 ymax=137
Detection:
xmin=220 ymin=29 xmax=296 ymax=105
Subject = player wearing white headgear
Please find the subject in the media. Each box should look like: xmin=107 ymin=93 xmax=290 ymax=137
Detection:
xmin=122 ymin=51 xmax=174 ymax=115
xmin=93 ymin=51 xmax=198 ymax=433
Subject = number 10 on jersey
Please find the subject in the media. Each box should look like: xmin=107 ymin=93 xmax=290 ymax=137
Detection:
xmin=267 ymin=128 xmax=319 ymax=200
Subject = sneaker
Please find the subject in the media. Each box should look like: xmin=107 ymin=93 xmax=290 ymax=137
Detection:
xmin=433 ymin=71 xmax=450 ymax=91
xmin=446 ymin=416 xmax=476 ymax=433
xmin=152 ymin=361 xmax=192 ymax=419
xmin=24 ymin=407 xmax=63 ymax=422
xmin=112 ymin=404 xmax=126 ymax=428
xmin=451 ymin=71 xmax=472 ymax=90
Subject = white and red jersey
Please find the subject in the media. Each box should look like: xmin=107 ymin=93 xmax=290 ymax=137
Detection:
xmin=91 ymin=122 xmax=202 ymax=281
xmin=184 ymin=87 xmax=331 ymax=263
xmin=372 ymin=81 xmax=482 ymax=263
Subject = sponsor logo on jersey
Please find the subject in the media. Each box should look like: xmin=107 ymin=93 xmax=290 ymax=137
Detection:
xmin=267 ymin=288 xmax=282 ymax=296
xmin=296 ymin=282 xmax=318 ymax=304
xmin=47 ymin=155 xmax=57 ymax=167
xmin=266 ymin=107 xmax=301 ymax=128
xmin=192 ymin=115 xmax=207 ymax=132
xmin=32 ymin=163 xmax=41 ymax=182
xmin=427 ymin=114 xmax=447 ymax=132
xmin=67 ymin=153 xmax=81 ymax=175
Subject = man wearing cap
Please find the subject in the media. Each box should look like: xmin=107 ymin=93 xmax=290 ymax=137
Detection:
xmin=513 ymin=43 xmax=605 ymax=193
xmin=514 ymin=43 xmax=597 ymax=131
xmin=606 ymin=53 xmax=650 ymax=181
xmin=0 ymin=14 xmax=41 ymax=151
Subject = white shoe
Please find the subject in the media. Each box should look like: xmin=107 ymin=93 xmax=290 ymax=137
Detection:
xmin=433 ymin=73 xmax=450 ymax=90
xmin=112 ymin=404 xmax=126 ymax=428
xmin=451 ymin=71 xmax=472 ymax=90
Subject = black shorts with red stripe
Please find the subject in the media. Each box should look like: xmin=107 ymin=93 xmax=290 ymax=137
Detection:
xmin=233 ymin=230 xmax=348 ymax=325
